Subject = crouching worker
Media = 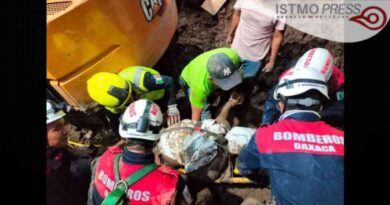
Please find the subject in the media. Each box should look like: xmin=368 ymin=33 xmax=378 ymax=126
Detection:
xmin=179 ymin=47 xmax=243 ymax=121
xmin=237 ymin=68 xmax=344 ymax=205
xmin=87 ymin=99 xmax=192 ymax=205
xmin=87 ymin=66 xmax=180 ymax=131
xmin=47 ymin=100 xmax=92 ymax=205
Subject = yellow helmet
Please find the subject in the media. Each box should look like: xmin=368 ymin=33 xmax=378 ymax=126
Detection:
xmin=87 ymin=72 xmax=133 ymax=108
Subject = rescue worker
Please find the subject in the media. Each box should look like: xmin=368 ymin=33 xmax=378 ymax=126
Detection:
xmin=179 ymin=47 xmax=243 ymax=121
xmin=47 ymin=100 xmax=92 ymax=205
xmin=237 ymin=68 xmax=344 ymax=205
xmin=262 ymin=48 xmax=344 ymax=128
xmin=87 ymin=99 xmax=192 ymax=205
xmin=87 ymin=66 xmax=180 ymax=129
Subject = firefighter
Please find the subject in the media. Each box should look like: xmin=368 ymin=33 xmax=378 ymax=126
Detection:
xmin=87 ymin=66 xmax=180 ymax=130
xmin=238 ymin=68 xmax=344 ymax=205
xmin=262 ymin=47 xmax=344 ymax=128
xmin=87 ymin=99 xmax=192 ymax=205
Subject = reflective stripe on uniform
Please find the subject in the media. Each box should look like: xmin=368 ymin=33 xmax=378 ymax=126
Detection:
xmin=119 ymin=66 xmax=165 ymax=100
xmin=132 ymin=68 xmax=145 ymax=90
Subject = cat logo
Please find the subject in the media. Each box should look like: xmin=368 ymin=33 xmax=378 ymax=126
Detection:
xmin=141 ymin=0 xmax=165 ymax=22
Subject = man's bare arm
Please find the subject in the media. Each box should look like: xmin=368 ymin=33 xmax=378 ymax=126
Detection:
xmin=263 ymin=29 xmax=285 ymax=72
xmin=226 ymin=10 xmax=241 ymax=44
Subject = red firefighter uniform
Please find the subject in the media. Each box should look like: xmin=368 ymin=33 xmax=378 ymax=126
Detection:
xmin=92 ymin=146 xmax=179 ymax=205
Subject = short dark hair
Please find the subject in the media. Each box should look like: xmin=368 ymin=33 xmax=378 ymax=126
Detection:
xmin=281 ymin=90 xmax=327 ymax=112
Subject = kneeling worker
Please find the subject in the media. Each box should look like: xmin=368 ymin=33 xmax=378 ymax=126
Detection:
xmin=87 ymin=66 xmax=180 ymax=129
xmin=179 ymin=48 xmax=243 ymax=121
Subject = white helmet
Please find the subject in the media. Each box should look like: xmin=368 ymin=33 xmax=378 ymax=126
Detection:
xmin=47 ymin=100 xmax=66 ymax=124
xmin=273 ymin=68 xmax=329 ymax=100
xmin=295 ymin=48 xmax=334 ymax=81
xmin=119 ymin=99 xmax=163 ymax=141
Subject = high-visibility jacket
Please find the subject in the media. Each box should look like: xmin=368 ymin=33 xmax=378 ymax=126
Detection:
xmin=119 ymin=66 xmax=165 ymax=100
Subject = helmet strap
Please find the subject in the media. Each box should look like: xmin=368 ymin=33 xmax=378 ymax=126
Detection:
xmin=136 ymin=100 xmax=153 ymax=133
xmin=108 ymin=82 xmax=130 ymax=108
xmin=120 ymin=100 xmax=161 ymax=136
xmin=286 ymin=98 xmax=320 ymax=107
xmin=278 ymin=95 xmax=287 ymax=113
xmin=120 ymin=121 xmax=161 ymax=135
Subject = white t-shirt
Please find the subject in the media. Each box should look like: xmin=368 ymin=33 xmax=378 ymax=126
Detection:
xmin=231 ymin=0 xmax=285 ymax=61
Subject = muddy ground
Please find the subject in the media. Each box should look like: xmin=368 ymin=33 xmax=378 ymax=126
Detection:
xmin=64 ymin=0 xmax=344 ymax=204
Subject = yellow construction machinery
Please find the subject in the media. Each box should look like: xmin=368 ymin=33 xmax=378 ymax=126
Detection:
xmin=46 ymin=0 xmax=254 ymax=185
xmin=47 ymin=0 xmax=178 ymax=110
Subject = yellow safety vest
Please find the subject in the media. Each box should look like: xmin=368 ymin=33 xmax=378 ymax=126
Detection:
xmin=118 ymin=66 xmax=165 ymax=100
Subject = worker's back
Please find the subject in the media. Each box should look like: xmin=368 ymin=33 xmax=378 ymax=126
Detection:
xmin=255 ymin=119 xmax=344 ymax=205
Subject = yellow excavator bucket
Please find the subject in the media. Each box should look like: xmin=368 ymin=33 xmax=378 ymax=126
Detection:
xmin=47 ymin=0 xmax=178 ymax=110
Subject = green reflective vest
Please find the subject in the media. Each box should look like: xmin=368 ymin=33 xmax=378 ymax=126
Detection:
xmin=118 ymin=66 xmax=165 ymax=100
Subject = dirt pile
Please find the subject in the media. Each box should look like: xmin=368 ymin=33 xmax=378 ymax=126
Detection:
xmin=65 ymin=104 xmax=118 ymax=156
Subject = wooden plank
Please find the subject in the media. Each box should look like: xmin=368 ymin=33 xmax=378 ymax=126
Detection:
xmin=201 ymin=0 xmax=227 ymax=16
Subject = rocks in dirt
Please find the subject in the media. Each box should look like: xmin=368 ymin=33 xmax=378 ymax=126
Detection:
xmin=84 ymin=130 xmax=93 ymax=140
xmin=63 ymin=105 xmax=119 ymax=157
xmin=67 ymin=126 xmax=93 ymax=144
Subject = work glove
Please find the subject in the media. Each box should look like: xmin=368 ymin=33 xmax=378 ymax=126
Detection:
xmin=167 ymin=104 xmax=181 ymax=127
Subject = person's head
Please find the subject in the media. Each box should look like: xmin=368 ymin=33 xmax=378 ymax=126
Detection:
xmin=119 ymin=99 xmax=163 ymax=153
xmin=207 ymin=53 xmax=243 ymax=91
xmin=294 ymin=47 xmax=334 ymax=81
xmin=273 ymin=68 xmax=329 ymax=113
xmin=47 ymin=100 xmax=68 ymax=148
xmin=87 ymin=72 xmax=133 ymax=109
